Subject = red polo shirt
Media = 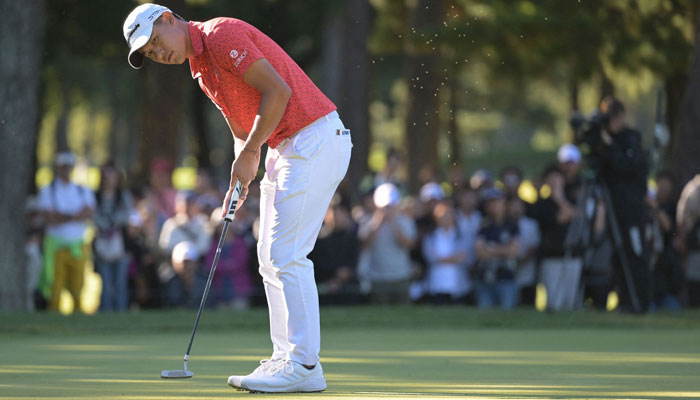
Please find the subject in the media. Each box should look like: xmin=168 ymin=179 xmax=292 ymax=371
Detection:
xmin=188 ymin=18 xmax=336 ymax=149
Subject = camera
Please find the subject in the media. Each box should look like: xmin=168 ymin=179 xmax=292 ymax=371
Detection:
xmin=568 ymin=111 xmax=610 ymax=172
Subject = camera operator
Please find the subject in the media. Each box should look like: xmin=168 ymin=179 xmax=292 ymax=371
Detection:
xmin=596 ymin=96 xmax=651 ymax=313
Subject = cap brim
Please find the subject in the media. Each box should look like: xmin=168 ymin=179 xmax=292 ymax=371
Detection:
xmin=127 ymin=34 xmax=150 ymax=69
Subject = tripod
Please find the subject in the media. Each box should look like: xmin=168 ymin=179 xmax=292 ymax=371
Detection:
xmin=563 ymin=170 xmax=642 ymax=313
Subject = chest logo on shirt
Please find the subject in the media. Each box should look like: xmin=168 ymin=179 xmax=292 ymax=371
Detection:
xmin=233 ymin=50 xmax=248 ymax=67
xmin=229 ymin=49 xmax=239 ymax=59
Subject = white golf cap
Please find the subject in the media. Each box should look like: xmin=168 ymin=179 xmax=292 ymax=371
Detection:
xmin=374 ymin=183 xmax=400 ymax=208
xmin=123 ymin=3 xmax=170 ymax=69
xmin=172 ymin=241 xmax=199 ymax=264
xmin=557 ymin=143 xmax=582 ymax=164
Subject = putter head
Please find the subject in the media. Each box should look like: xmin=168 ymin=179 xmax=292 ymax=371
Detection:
xmin=161 ymin=369 xmax=194 ymax=379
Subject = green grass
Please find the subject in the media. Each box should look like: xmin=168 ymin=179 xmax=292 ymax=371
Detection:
xmin=1 ymin=307 xmax=700 ymax=399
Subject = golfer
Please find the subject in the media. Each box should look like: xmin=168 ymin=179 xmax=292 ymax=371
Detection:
xmin=123 ymin=4 xmax=352 ymax=393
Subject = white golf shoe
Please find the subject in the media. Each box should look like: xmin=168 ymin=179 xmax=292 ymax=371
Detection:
xmin=229 ymin=359 xmax=327 ymax=393
xmin=227 ymin=358 xmax=281 ymax=389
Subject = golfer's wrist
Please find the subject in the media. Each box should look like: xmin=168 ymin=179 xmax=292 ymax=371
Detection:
xmin=242 ymin=146 xmax=259 ymax=155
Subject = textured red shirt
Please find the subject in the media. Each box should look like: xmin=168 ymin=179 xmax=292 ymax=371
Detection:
xmin=188 ymin=18 xmax=336 ymax=148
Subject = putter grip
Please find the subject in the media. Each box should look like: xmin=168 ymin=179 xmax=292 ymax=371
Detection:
xmin=224 ymin=181 xmax=243 ymax=222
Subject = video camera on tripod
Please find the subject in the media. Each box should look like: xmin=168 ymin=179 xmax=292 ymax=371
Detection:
xmin=564 ymin=107 xmax=644 ymax=313
xmin=568 ymin=111 xmax=611 ymax=173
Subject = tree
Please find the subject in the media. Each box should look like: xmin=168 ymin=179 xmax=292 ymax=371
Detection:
xmin=671 ymin=7 xmax=700 ymax=190
xmin=404 ymin=0 xmax=443 ymax=191
xmin=134 ymin=0 xmax=188 ymax=183
xmin=339 ymin=0 xmax=371 ymax=194
xmin=0 ymin=0 xmax=45 ymax=311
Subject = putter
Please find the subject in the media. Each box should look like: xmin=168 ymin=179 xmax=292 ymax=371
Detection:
xmin=161 ymin=181 xmax=243 ymax=379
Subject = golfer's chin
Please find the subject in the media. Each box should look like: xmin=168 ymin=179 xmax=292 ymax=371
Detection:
xmin=170 ymin=53 xmax=185 ymax=65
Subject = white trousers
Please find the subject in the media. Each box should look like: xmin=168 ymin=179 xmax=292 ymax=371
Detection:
xmin=258 ymin=111 xmax=352 ymax=365
xmin=540 ymin=257 xmax=583 ymax=311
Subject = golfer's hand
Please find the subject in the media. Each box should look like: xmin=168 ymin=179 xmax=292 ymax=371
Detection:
xmin=222 ymin=150 xmax=259 ymax=218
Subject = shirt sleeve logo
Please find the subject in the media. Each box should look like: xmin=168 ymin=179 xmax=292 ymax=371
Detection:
xmin=230 ymin=49 xmax=239 ymax=59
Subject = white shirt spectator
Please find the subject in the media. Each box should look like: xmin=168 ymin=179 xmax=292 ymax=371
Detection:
xmin=38 ymin=180 xmax=96 ymax=242
xmin=159 ymin=213 xmax=211 ymax=257
xmin=358 ymin=213 xmax=417 ymax=283
xmin=423 ymin=226 xmax=468 ymax=296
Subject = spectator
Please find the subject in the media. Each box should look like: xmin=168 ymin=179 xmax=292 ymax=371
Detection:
xmin=161 ymin=241 xmax=206 ymax=308
xmin=508 ymin=197 xmax=540 ymax=307
xmin=204 ymin=205 xmax=255 ymax=309
xmin=455 ymin=186 xmax=481 ymax=271
xmin=158 ymin=191 xmax=211 ymax=258
xmin=358 ymin=183 xmax=417 ymax=305
xmin=195 ymin=168 xmax=224 ymax=217
xmin=310 ymin=203 xmax=359 ymax=303
xmin=37 ymin=152 xmax=96 ymax=312
xmin=410 ymin=181 xmax=446 ymax=300
xmin=528 ymin=165 xmax=581 ymax=311
xmin=146 ymin=158 xmax=177 ymax=232
xmin=499 ymin=165 xmax=523 ymax=202
xmin=557 ymin=143 xmax=583 ymax=203
xmin=416 ymin=181 xmax=445 ymax=236
xmin=470 ymin=169 xmax=494 ymax=192
xmin=125 ymin=197 xmax=161 ymax=308
xmin=677 ymin=174 xmax=700 ymax=307
xmin=598 ymin=97 xmax=650 ymax=312
xmin=94 ymin=162 xmax=133 ymax=312
xmin=422 ymin=200 xmax=468 ymax=304
xmin=474 ymin=188 xmax=520 ymax=309
xmin=647 ymin=171 xmax=683 ymax=310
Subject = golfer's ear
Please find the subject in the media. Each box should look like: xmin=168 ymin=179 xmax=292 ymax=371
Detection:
xmin=160 ymin=11 xmax=174 ymax=25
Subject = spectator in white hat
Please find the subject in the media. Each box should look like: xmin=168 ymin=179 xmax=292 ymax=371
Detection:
xmin=159 ymin=241 xmax=205 ymax=308
xmin=37 ymin=152 xmax=96 ymax=312
xmin=557 ymin=143 xmax=582 ymax=203
xmin=358 ymin=183 xmax=417 ymax=304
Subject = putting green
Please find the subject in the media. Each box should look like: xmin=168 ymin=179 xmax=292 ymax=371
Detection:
xmin=1 ymin=307 xmax=699 ymax=399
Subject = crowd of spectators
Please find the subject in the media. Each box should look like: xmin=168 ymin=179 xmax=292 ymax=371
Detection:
xmin=26 ymin=143 xmax=700 ymax=313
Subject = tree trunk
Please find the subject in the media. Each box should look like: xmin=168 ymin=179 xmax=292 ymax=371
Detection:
xmin=137 ymin=62 xmax=188 ymax=183
xmin=0 ymin=0 xmax=45 ymax=311
xmin=447 ymin=66 xmax=460 ymax=165
xmin=320 ymin=12 xmax=343 ymax=106
xmin=192 ymin=91 xmax=211 ymax=171
xmin=600 ymin=72 xmax=615 ymax=99
xmin=135 ymin=0 xmax=187 ymax=183
xmin=339 ymin=0 xmax=370 ymax=196
xmin=55 ymin=82 xmax=71 ymax=153
xmin=664 ymin=73 xmax=686 ymax=168
xmin=671 ymin=10 xmax=700 ymax=190
xmin=404 ymin=0 xmax=442 ymax=192
xmin=570 ymin=78 xmax=580 ymax=112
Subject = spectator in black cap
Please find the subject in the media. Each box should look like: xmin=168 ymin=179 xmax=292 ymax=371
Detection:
xmin=474 ymin=188 xmax=520 ymax=309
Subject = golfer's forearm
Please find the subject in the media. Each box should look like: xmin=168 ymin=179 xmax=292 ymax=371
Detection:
xmin=244 ymin=89 xmax=291 ymax=151
xmin=233 ymin=137 xmax=246 ymax=158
